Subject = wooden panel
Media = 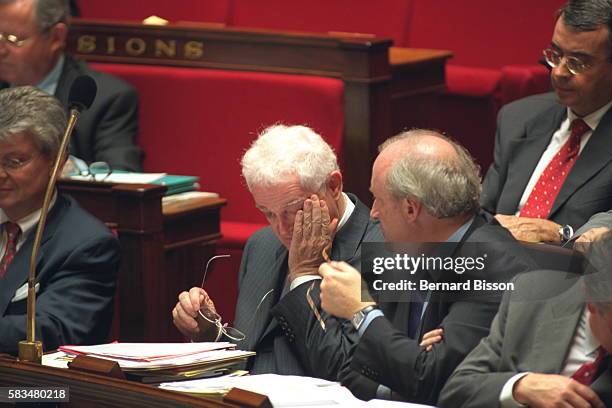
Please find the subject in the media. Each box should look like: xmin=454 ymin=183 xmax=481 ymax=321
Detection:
xmin=58 ymin=180 xmax=226 ymax=342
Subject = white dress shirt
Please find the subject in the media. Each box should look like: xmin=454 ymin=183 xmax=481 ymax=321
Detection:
xmin=500 ymin=307 xmax=601 ymax=407
xmin=516 ymin=101 xmax=612 ymax=215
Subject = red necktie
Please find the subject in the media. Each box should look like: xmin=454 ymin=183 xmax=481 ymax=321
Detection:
xmin=520 ymin=118 xmax=590 ymax=219
xmin=0 ymin=222 xmax=21 ymax=278
xmin=571 ymin=347 xmax=608 ymax=386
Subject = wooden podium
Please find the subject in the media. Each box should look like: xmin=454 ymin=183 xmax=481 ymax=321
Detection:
xmin=0 ymin=356 xmax=233 ymax=407
xmin=58 ymin=179 xmax=226 ymax=342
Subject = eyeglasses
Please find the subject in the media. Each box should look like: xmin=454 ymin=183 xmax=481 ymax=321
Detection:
xmin=73 ymin=161 xmax=113 ymax=182
xmin=0 ymin=154 xmax=39 ymax=172
xmin=543 ymin=48 xmax=593 ymax=75
xmin=0 ymin=32 xmax=33 ymax=48
xmin=196 ymin=254 xmax=247 ymax=342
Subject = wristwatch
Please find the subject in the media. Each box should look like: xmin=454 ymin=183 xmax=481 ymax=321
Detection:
xmin=351 ymin=305 xmax=378 ymax=330
xmin=559 ymin=224 xmax=574 ymax=243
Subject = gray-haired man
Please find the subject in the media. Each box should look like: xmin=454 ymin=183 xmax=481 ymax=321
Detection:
xmin=0 ymin=86 xmax=119 ymax=354
xmin=0 ymin=0 xmax=142 ymax=171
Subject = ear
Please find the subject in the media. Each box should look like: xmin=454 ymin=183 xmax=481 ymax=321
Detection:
xmin=325 ymin=170 xmax=343 ymax=199
xmin=48 ymin=22 xmax=68 ymax=54
xmin=401 ymin=197 xmax=421 ymax=223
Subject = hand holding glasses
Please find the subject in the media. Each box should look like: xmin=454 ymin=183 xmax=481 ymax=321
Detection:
xmin=195 ymin=255 xmax=246 ymax=342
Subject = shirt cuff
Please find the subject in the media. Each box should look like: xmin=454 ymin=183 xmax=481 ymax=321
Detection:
xmin=358 ymin=309 xmax=384 ymax=337
xmin=376 ymin=384 xmax=392 ymax=399
xmin=500 ymin=372 xmax=530 ymax=408
xmin=290 ymin=275 xmax=322 ymax=291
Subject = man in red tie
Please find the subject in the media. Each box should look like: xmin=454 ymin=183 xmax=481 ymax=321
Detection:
xmin=0 ymin=86 xmax=120 ymax=355
xmin=481 ymin=0 xmax=612 ymax=244
xmin=439 ymin=231 xmax=612 ymax=408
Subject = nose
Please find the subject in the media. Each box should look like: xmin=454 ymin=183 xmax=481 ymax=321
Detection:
xmin=552 ymin=59 xmax=572 ymax=80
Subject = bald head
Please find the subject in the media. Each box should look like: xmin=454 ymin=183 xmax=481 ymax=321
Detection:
xmin=375 ymin=129 xmax=481 ymax=218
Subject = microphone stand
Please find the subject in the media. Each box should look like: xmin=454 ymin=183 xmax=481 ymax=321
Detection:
xmin=18 ymin=108 xmax=81 ymax=363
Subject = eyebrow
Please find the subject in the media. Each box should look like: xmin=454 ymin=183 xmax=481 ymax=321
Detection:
xmin=550 ymin=42 xmax=595 ymax=59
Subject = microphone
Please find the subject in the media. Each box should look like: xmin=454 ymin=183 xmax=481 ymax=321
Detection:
xmin=19 ymin=75 xmax=97 ymax=363
xmin=68 ymin=75 xmax=97 ymax=113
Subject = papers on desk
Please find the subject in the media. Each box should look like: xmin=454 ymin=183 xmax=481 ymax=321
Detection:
xmin=160 ymin=374 xmax=437 ymax=407
xmin=43 ymin=342 xmax=255 ymax=378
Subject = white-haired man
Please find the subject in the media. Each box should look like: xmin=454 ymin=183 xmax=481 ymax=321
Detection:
xmin=172 ymin=124 xmax=381 ymax=375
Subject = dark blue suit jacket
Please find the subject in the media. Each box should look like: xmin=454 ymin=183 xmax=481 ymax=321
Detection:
xmin=0 ymin=194 xmax=120 ymax=354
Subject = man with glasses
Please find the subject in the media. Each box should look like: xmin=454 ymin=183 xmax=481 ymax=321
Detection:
xmin=481 ymin=0 xmax=612 ymax=245
xmin=0 ymin=0 xmax=142 ymax=171
xmin=172 ymin=124 xmax=381 ymax=375
xmin=0 ymin=86 xmax=120 ymax=355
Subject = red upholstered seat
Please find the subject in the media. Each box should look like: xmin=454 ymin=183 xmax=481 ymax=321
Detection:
xmin=90 ymin=62 xmax=344 ymax=321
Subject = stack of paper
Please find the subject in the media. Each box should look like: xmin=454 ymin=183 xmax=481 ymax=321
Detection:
xmin=43 ymin=342 xmax=255 ymax=382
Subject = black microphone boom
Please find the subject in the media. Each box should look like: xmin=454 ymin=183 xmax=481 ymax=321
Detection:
xmin=68 ymin=75 xmax=97 ymax=112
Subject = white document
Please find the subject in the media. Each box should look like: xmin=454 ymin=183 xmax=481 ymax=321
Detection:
xmin=59 ymin=342 xmax=234 ymax=361
xmin=68 ymin=172 xmax=166 ymax=184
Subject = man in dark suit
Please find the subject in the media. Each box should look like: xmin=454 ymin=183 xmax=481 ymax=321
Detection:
xmin=439 ymin=233 xmax=612 ymax=408
xmin=292 ymin=130 xmax=535 ymax=404
xmin=0 ymin=0 xmax=142 ymax=171
xmin=172 ymin=124 xmax=380 ymax=375
xmin=0 ymin=86 xmax=120 ymax=355
xmin=482 ymin=0 xmax=612 ymax=244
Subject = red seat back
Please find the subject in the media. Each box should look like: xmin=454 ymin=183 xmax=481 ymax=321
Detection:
xmin=90 ymin=63 xmax=345 ymax=224
xmin=408 ymin=0 xmax=565 ymax=68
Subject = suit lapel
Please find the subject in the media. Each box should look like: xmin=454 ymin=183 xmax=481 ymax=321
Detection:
xmin=240 ymin=246 xmax=288 ymax=351
xmin=498 ymin=105 xmax=566 ymax=214
xmin=0 ymin=197 xmax=65 ymax=315
xmin=528 ymin=282 xmax=583 ymax=373
xmin=329 ymin=194 xmax=371 ymax=261
xmin=549 ymin=107 xmax=612 ymax=217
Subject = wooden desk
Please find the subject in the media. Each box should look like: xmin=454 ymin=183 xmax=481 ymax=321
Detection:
xmin=0 ymin=357 xmax=232 ymax=407
xmin=66 ymin=19 xmax=451 ymax=202
xmin=58 ymin=179 xmax=226 ymax=342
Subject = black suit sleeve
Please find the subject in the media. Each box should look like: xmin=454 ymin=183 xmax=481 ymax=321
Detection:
xmin=271 ymin=280 xmax=359 ymax=380
xmin=481 ymin=107 xmax=508 ymax=214
xmin=87 ymin=83 xmax=142 ymax=171
xmin=0 ymin=234 xmax=119 ymax=354
xmin=346 ymin=299 xmax=502 ymax=405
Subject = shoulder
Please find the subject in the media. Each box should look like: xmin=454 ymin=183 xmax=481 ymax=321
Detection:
xmin=52 ymin=195 xmax=118 ymax=244
xmin=498 ymin=92 xmax=559 ymax=124
xmin=63 ymin=55 xmax=137 ymax=100
xmin=244 ymin=226 xmax=282 ymax=254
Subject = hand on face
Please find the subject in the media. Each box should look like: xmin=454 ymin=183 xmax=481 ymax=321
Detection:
xmin=287 ymin=194 xmax=338 ymax=282
xmin=172 ymin=286 xmax=217 ymax=340
xmin=319 ymin=261 xmax=374 ymax=320
xmin=495 ymin=214 xmax=561 ymax=243
xmin=513 ymin=373 xmax=605 ymax=408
